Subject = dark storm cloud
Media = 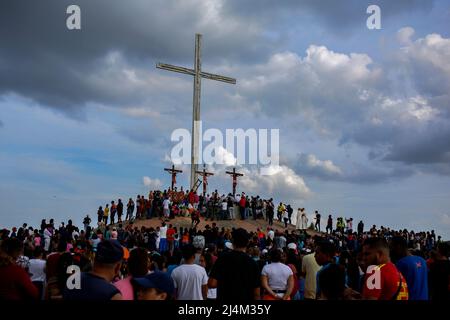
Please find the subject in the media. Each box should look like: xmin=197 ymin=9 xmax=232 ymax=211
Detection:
xmin=0 ymin=0 xmax=435 ymax=115
xmin=223 ymin=0 xmax=434 ymax=32
xmin=1 ymin=0 xmax=446 ymax=181
xmin=342 ymin=164 xmax=415 ymax=184
xmin=0 ymin=0 xmax=274 ymax=113
xmin=288 ymin=153 xmax=415 ymax=184
xmin=382 ymin=121 xmax=450 ymax=165
xmin=339 ymin=119 xmax=450 ymax=174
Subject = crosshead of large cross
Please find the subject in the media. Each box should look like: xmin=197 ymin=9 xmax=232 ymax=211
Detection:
xmin=157 ymin=34 xmax=236 ymax=190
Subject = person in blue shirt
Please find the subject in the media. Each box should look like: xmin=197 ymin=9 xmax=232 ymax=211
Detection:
xmin=390 ymin=236 xmax=428 ymax=300
xmin=314 ymin=241 xmax=336 ymax=298
xmin=63 ymin=240 xmax=123 ymax=300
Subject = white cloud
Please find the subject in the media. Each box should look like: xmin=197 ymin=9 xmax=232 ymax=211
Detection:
xmin=202 ymin=161 xmax=310 ymax=204
xmin=142 ymin=176 xmax=162 ymax=189
xmin=215 ymin=146 xmax=237 ymax=166
xmin=397 ymin=27 xmax=415 ymax=45
xmin=439 ymin=213 xmax=450 ymax=226
xmin=239 ymin=165 xmax=311 ymax=201
xmin=398 ymin=31 xmax=450 ymax=97
xmin=403 ymin=33 xmax=450 ymax=73
xmin=304 ymin=45 xmax=375 ymax=81
xmin=298 ymin=153 xmax=343 ymax=176
xmin=237 ymin=44 xmax=382 ymax=127
xmin=236 ymin=30 xmax=450 ymax=173
xmin=379 ymin=96 xmax=439 ymax=122
xmin=123 ymin=107 xmax=160 ymax=119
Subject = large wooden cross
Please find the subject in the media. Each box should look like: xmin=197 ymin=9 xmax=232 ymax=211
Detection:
xmin=226 ymin=167 xmax=244 ymax=196
xmin=157 ymin=33 xmax=236 ymax=190
xmin=164 ymin=165 xmax=183 ymax=191
xmin=196 ymin=165 xmax=214 ymax=197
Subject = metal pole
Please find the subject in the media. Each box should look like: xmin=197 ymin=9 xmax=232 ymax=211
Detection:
xmin=190 ymin=34 xmax=202 ymax=190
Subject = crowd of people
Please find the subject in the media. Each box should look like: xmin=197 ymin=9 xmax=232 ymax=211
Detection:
xmin=92 ymin=189 xmax=290 ymax=227
xmin=0 ymin=187 xmax=449 ymax=301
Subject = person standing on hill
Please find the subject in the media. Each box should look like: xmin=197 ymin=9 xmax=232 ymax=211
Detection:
xmin=97 ymin=207 xmax=104 ymax=225
xmin=314 ymin=211 xmax=321 ymax=232
xmin=83 ymin=215 xmax=91 ymax=233
xmin=282 ymin=210 xmax=289 ymax=228
xmin=296 ymin=208 xmax=308 ymax=230
xmin=346 ymin=218 xmax=353 ymax=234
xmin=135 ymin=195 xmax=141 ymax=219
xmin=126 ymin=198 xmax=134 ymax=221
xmin=326 ymin=215 xmax=333 ymax=234
xmin=103 ymin=204 xmax=110 ymax=225
xmin=117 ymin=199 xmax=123 ymax=223
xmin=110 ymin=201 xmax=117 ymax=225
xmin=239 ymin=195 xmax=247 ymax=220
xmin=163 ymin=196 xmax=171 ymax=220
xmin=287 ymin=205 xmax=293 ymax=225
xmin=358 ymin=220 xmax=364 ymax=235
xmin=267 ymin=199 xmax=274 ymax=226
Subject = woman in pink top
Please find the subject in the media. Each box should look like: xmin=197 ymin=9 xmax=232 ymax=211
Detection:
xmin=114 ymin=247 xmax=150 ymax=300
xmin=33 ymin=230 xmax=41 ymax=247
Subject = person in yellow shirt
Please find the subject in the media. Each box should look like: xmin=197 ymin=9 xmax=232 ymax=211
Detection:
xmin=301 ymin=250 xmax=321 ymax=300
xmin=103 ymin=204 xmax=110 ymax=225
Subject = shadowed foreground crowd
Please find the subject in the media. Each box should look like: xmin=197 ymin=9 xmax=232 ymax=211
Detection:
xmin=1 ymin=189 xmax=449 ymax=301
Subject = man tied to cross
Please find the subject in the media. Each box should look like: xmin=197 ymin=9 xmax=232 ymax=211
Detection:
xmin=156 ymin=33 xmax=236 ymax=191
xmin=164 ymin=165 xmax=182 ymax=191
xmin=196 ymin=165 xmax=214 ymax=197
xmin=226 ymin=167 xmax=244 ymax=196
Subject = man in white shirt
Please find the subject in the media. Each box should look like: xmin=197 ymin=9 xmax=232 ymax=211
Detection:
xmin=163 ymin=197 xmax=171 ymax=218
xmin=29 ymin=247 xmax=46 ymax=299
xmin=346 ymin=218 xmax=353 ymax=233
xmin=234 ymin=194 xmax=241 ymax=219
xmin=282 ymin=210 xmax=289 ymax=228
xmin=171 ymin=244 xmax=208 ymax=300
xmin=159 ymin=223 xmax=168 ymax=253
xmin=221 ymin=199 xmax=228 ymax=220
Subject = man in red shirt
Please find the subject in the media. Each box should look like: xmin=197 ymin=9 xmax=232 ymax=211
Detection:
xmin=239 ymin=194 xmax=246 ymax=220
xmin=166 ymin=224 xmax=176 ymax=255
xmin=188 ymin=190 xmax=195 ymax=205
xmin=361 ymin=237 xmax=408 ymax=300
xmin=0 ymin=238 xmax=39 ymax=300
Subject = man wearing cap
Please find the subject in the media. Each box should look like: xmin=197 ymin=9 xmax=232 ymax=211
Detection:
xmin=133 ymin=272 xmax=174 ymax=300
xmin=287 ymin=242 xmax=297 ymax=252
xmin=63 ymin=240 xmax=123 ymax=300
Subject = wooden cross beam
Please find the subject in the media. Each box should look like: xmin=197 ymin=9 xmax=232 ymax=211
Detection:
xmin=225 ymin=167 xmax=244 ymax=196
xmin=164 ymin=165 xmax=183 ymax=191
xmin=156 ymin=33 xmax=236 ymax=191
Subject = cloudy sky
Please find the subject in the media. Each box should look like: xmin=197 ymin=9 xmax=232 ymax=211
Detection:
xmin=1 ymin=0 xmax=450 ymax=238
